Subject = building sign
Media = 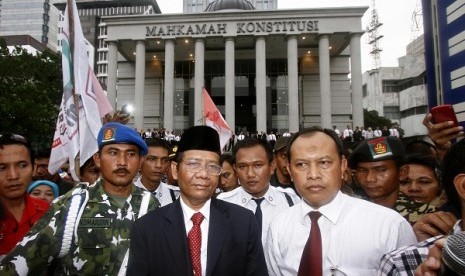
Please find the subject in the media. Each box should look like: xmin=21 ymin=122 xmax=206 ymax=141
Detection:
xmin=424 ymin=0 xmax=465 ymax=122
xmin=146 ymin=19 xmax=319 ymax=37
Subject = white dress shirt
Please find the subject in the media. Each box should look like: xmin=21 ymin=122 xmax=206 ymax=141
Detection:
xmin=264 ymin=192 xmax=416 ymax=276
xmin=135 ymin=177 xmax=180 ymax=206
xmin=180 ymin=197 xmax=211 ymax=276
xmin=217 ymin=185 xmax=301 ymax=244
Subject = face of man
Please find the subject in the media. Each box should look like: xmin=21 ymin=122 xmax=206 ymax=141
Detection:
xmin=399 ymin=164 xmax=441 ymax=203
xmin=275 ymin=148 xmax=290 ymax=177
xmin=0 ymin=144 xmax=33 ymax=200
xmin=33 ymin=157 xmax=53 ymax=181
xmin=29 ymin=185 xmax=55 ymax=204
xmin=234 ymin=145 xmax=275 ymax=198
xmin=94 ymin=143 xmax=142 ymax=191
xmin=80 ymin=161 xmax=101 ymax=185
xmin=140 ymin=146 xmax=170 ymax=191
xmin=219 ymin=161 xmax=238 ymax=192
xmin=173 ymin=150 xmax=220 ymax=210
xmin=354 ymin=160 xmax=399 ymax=202
xmin=288 ymin=132 xmax=346 ymax=209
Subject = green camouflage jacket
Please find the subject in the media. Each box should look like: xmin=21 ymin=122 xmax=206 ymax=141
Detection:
xmin=394 ymin=192 xmax=437 ymax=225
xmin=0 ymin=180 xmax=159 ymax=275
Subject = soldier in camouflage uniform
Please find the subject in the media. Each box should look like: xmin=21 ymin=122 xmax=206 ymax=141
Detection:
xmin=349 ymin=136 xmax=435 ymax=225
xmin=0 ymin=122 xmax=159 ymax=275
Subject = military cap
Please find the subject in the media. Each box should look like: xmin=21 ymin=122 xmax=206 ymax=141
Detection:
xmin=274 ymin=136 xmax=291 ymax=152
xmin=348 ymin=136 xmax=405 ymax=169
xmin=168 ymin=144 xmax=178 ymax=160
xmin=97 ymin=122 xmax=148 ymax=155
xmin=177 ymin=126 xmax=220 ymax=156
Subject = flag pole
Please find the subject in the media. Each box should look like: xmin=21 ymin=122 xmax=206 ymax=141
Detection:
xmin=67 ymin=0 xmax=81 ymax=180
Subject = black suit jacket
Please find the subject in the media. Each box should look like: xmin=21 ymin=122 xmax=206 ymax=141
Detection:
xmin=127 ymin=198 xmax=268 ymax=276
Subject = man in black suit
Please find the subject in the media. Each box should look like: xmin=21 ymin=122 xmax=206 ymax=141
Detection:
xmin=127 ymin=126 xmax=267 ymax=276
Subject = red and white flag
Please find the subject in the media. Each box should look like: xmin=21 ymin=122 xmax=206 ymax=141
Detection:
xmin=49 ymin=0 xmax=112 ymax=181
xmin=202 ymin=88 xmax=232 ymax=152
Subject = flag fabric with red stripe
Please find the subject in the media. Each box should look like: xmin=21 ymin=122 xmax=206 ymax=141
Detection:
xmin=49 ymin=0 xmax=112 ymax=181
xmin=202 ymin=88 xmax=232 ymax=152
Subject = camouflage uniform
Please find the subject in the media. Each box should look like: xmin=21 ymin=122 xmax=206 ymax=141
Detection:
xmin=394 ymin=192 xmax=436 ymax=225
xmin=0 ymin=180 xmax=159 ymax=275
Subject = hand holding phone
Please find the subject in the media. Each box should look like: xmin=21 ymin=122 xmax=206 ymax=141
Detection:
xmin=430 ymin=105 xmax=459 ymax=127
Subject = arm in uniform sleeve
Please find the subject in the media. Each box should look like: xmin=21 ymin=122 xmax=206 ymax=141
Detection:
xmin=0 ymin=198 xmax=67 ymax=275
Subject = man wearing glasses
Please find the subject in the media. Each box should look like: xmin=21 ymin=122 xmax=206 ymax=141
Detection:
xmin=0 ymin=133 xmax=49 ymax=259
xmin=127 ymin=126 xmax=268 ymax=276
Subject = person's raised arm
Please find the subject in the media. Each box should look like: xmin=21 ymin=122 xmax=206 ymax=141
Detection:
xmin=422 ymin=113 xmax=464 ymax=161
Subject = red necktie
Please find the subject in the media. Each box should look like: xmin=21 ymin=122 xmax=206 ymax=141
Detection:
xmin=297 ymin=211 xmax=322 ymax=276
xmin=188 ymin=212 xmax=204 ymax=276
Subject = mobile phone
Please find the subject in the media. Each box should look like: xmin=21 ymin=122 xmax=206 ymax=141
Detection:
xmin=430 ymin=105 xmax=459 ymax=126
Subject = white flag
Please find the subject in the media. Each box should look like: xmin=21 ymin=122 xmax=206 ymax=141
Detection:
xmin=202 ymin=88 xmax=232 ymax=152
xmin=49 ymin=0 xmax=112 ymax=181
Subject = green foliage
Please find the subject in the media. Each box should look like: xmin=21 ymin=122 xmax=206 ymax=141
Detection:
xmin=363 ymin=109 xmax=393 ymax=130
xmin=0 ymin=39 xmax=62 ymax=149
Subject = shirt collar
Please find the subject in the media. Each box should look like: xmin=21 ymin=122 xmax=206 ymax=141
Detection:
xmin=299 ymin=191 xmax=344 ymax=225
xmin=240 ymin=185 xmax=276 ymax=206
xmin=180 ymin=196 xmax=211 ymax=224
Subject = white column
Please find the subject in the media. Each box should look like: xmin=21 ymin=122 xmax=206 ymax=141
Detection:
xmin=287 ymin=35 xmax=299 ymax=133
xmin=256 ymin=36 xmax=267 ymax=133
xmin=163 ymin=39 xmax=175 ymax=132
xmin=134 ymin=40 xmax=145 ymax=130
xmin=107 ymin=41 xmax=118 ymax=109
xmin=318 ymin=34 xmax=331 ymax=128
xmin=194 ymin=38 xmax=205 ymax=125
xmin=225 ymin=37 xmax=235 ymax=131
xmin=350 ymin=33 xmax=364 ymax=128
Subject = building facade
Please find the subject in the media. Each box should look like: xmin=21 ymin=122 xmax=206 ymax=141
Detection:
xmin=183 ymin=0 xmax=277 ymax=13
xmin=362 ymin=35 xmax=428 ymax=137
xmin=54 ymin=0 xmax=161 ymax=82
xmin=0 ymin=0 xmax=60 ymax=50
xmin=101 ymin=3 xmax=367 ymax=134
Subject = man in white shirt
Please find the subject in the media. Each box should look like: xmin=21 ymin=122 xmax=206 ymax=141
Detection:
xmin=237 ymin=132 xmax=245 ymax=141
xmin=264 ymin=127 xmax=416 ymax=276
xmin=332 ymin=125 xmax=341 ymax=137
xmin=342 ymin=125 xmax=353 ymax=141
xmin=217 ymin=138 xmax=300 ymax=244
xmin=374 ymin=126 xmax=383 ymax=137
xmin=135 ymin=138 xmax=180 ymax=206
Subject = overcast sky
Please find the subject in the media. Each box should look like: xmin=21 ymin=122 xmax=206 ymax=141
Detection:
xmin=154 ymin=0 xmax=421 ymax=72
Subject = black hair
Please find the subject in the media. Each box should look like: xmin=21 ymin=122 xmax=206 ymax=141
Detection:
xmin=220 ymin=153 xmax=235 ymax=166
xmin=441 ymin=139 xmax=465 ymax=212
xmin=286 ymin=126 xmax=345 ymax=160
xmin=232 ymin=137 xmax=273 ymax=163
xmin=402 ymin=153 xmax=441 ymax=185
xmin=34 ymin=147 xmax=52 ymax=160
xmin=404 ymin=139 xmax=436 ymax=157
xmin=145 ymin=138 xmax=170 ymax=152
xmin=0 ymin=133 xmax=34 ymax=163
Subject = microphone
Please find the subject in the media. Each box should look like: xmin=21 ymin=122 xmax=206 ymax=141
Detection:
xmin=441 ymin=231 xmax=465 ymax=276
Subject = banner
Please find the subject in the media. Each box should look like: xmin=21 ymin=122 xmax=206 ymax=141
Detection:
xmin=49 ymin=0 xmax=112 ymax=181
xmin=202 ymin=88 xmax=232 ymax=152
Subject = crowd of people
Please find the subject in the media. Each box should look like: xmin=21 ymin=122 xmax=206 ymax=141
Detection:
xmin=0 ymin=112 xmax=462 ymax=275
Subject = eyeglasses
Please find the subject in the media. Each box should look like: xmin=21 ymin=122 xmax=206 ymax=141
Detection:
xmin=0 ymin=133 xmax=29 ymax=145
xmin=181 ymin=159 xmax=222 ymax=176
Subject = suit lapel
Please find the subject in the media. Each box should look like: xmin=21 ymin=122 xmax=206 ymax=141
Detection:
xmin=206 ymin=198 xmax=229 ymax=276
xmin=164 ymin=201 xmax=192 ymax=275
